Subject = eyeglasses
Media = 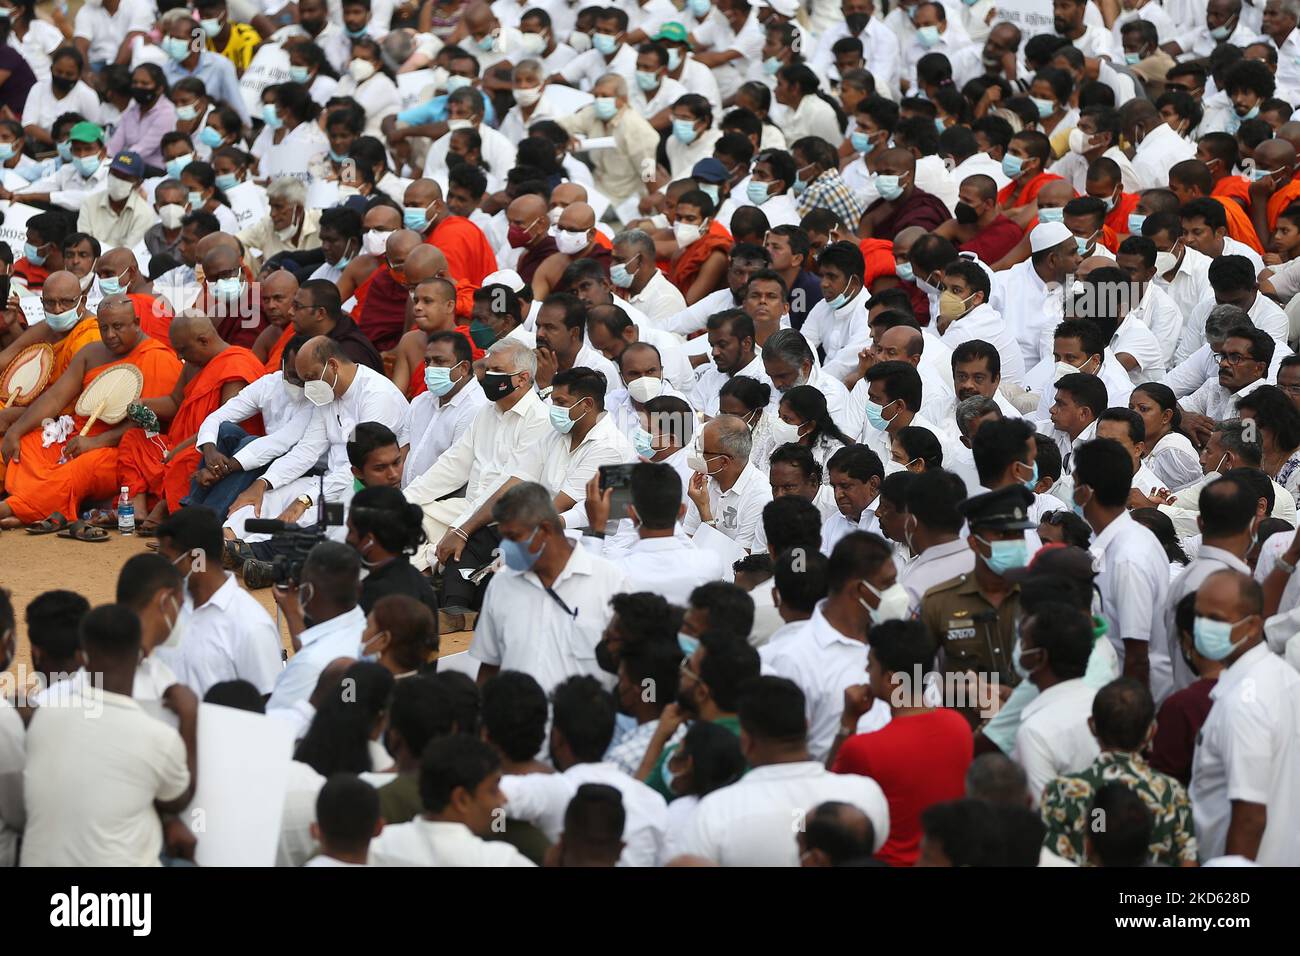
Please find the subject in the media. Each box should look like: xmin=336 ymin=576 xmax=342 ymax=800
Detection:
xmin=1218 ymin=352 xmax=1255 ymax=367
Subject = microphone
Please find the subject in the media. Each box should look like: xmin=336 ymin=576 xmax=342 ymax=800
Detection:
xmin=244 ymin=518 xmax=293 ymax=534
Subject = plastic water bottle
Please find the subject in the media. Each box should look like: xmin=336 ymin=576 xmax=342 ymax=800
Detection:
xmin=117 ymin=487 xmax=135 ymax=536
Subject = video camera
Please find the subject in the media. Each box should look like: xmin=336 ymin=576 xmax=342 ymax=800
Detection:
xmin=243 ymin=476 xmax=345 ymax=586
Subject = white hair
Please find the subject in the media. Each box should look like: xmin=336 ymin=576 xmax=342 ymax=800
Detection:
xmin=267 ymin=177 xmax=307 ymax=206
xmin=488 ymin=337 xmax=537 ymax=376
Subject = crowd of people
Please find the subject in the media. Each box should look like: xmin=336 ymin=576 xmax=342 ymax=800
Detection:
xmin=0 ymin=0 xmax=1299 ymax=869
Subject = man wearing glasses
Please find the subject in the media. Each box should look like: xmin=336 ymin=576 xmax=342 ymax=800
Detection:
xmin=1183 ymin=325 xmax=1273 ymax=426
xmin=289 ymin=278 xmax=384 ymax=372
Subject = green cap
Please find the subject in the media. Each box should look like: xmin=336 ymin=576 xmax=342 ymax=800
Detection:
xmin=653 ymin=22 xmax=691 ymax=46
xmin=68 ymin=121 xmax=105 ymax=144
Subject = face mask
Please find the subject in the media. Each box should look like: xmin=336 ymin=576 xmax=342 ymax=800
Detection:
xmin=674 ymin=221 xmax=704 ymax=247
xmin=1238 ymin=103 xmax=1260 ymax=122
xmin=262 ymin=103 xmax=283 ymax=129
xmin=593 ymin=32 xmax=619 ymax=55
xmin=667 ymin=47 xmax=682 ymax=71
xmin=827 ymin=275 xmax=859 ymax=311
xmin=200 ymin=16 xmax=223 ymax=37
xmin=283 ymin=380 xmax=304 ymax=401
xmin=403 ymin=205 xmax=430 ymax=231
xmin=1125 ymin=51 xmax=1141 ymax=65
xmin=687 ymin=451 xmax=723 ymax=476
xmin=199 ymin=125 xmax=225 ymax=149
xmin=482 ymin=370 xmax=519 ymax=402
xmin=0 ymin=142 xmax=17 ymax=163
xmin=594 ymin=96 xmax=619 ymax=121
xmin=166 ymin=153 xmax=193 ymax=179
xmin=874 ymin=172 xmax=905 ymax=201
xmin=672 ymin=118 xmax=698 ymax=144
xmin=865 ymin=398 xmax=895 ymax=431
xmin=1067 ymin=128 xmax=1093 ymax=156
xmin=177 ymin=102 xmax=202 ymax=123
xmin=425 ymin=361 xmax=465 ymax=397
xmin=515 ymin=85 xmax=543 ymax=106
xmin=304 ymin=365 xmax=336 ymax=406
xmin=52 ymin=75 xmax=75 ymax=96
xmin=24 ymin=241 xmax=47 ymax=266
xmin=519 ymin=31 xmax=547 ymax=55
xmin=1072 ymin=485 xmax=1092 ymax=518
xmin=501 ymin=527 xmax=545 ymax=571
xmin=895 ymin=260 xmax=914 ymax=281
xmin=1002 ymin=153 xmax=1024 ymax=178
xmin=768 ymin=417 xmax=803 ymax=446
xmin=1128 ymin=212 xmax=1146 ymax=235
xmin=845 ymin=12 xmax=870 ymax=32
xmin=445 ymin=75 xmax=473 ymax=93
xmin=633 ymin=427 xmax=655 ymax=458
xmin=1193 ymin=615 xmax=1250 ymax=660
xmin=626 ymin=374 xmax=663 ymax=403
xmin=507 ymin=222 xmax=535 ymax=248
xmin=690 ymin=0 xmax=711 ymax=15
xmin=209 ymin=275 xmax=243 ymax=301
xmin=1075 ymin=232 xmax=1096 ymax=255
xmin=350 ymin=59 xmax=377 ymax=83
xmin=550 ymin=399 xmax=588 ymax=435
xmin=107 ymin=176 xmax=134 ymax=202
xmin=555 ymin=229 xmax=590 ymax=255
xmin=1030 ymin=97 xmax=1056 ymax=119
xmin=98 ymin=269 xmax=129 ymax=295
xmin=477 ymin=32 xmax=496 ymax=52
xmin=346 ymin=24 xmax=369 ymax=39
xmin=44 ymin=302 xmax=81 ymax=332
xmin=1019 ymin=460 xmax=1039 ymax=492
xmin=78 ymin=270 xmax=95 ymax=292
xmin=746 ymin=179 xmax=772 ymax=205
xmin=1209 ymin=16 xmax=1235 ymax=40
xmin=916 ymin=25 xmax=941 ymax=48
xmin=938 ymin=289 xmax=975 ymax=320
xmin=1154 ymin=248 xmax=1179 ymax=274
xmin=976 ymin=535 xmax=1028 ymax=575
xmin=763 ymin=56 xmax=782 ymax=76
xmin=859 ymin=580 xmax=911 ymax=624
xmin=289 ymin=65 xmax=311 ymax=84
xmin=954 ymin=201 xmax=981 ymax=226
xmin=57 ymin=140 xmax=73 ymax=162
xmin=1012 ymin=634 xmax=1044 ymax=680
xmin=1250 ymin=164 xmax=1278 ymax=183
xmin=699 ymin=183 xmax=719 ymax=207
xmin=74 ymin=154 xmax=102 ymax=178
xmin=161 ymin=36 xmax=191 ymax=61
xmin=851 ymin=130 xmax=874 ymax=155
xmin=363 ymin=229 xmax=392 ymax=256
xmin=610 ymin=257 xmax=639 ymax=288
xmin=1037 ymin=206 xmax=1064 ymax=224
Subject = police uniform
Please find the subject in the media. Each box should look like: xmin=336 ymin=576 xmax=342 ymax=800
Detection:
xmin=918 ymin=486 xmax=1037 ymax=684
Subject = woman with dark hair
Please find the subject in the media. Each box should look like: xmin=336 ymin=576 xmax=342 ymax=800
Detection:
xmin=1038 ymin=509 xmax=1094 ymax=550
xmin=107 ymin=63 xmax=174 ymax=167
xmin=1129 ymin=383 xmax=1202 ymax=492
xmin=3 ymin=0 xmax=61 ymax=85
xmin=719 ymin=375 xmax=777 ymax=468
xmin=362 ymin=593 xmax=439 ymax=678
xmin=1129 ymin=507 xmax=1190 ymax=581
xmin=734 ymin=81 xmax=788 ymax=150
xmin=890 ymin=425 xmax=942 ymax=474
xmin=1235 ymin=384 xmax=1300 ymax=497
xmin=252 ymin=82 xmax=328 ymax=178
xmin=662 ymin=721 xmax=746 ymax=859
xmin=775 ymin=383 xmax=853 ymax=478
xmin=775 ymin=63 xmax=846 ymax=147
xmin=338 ymin=36 xmax=399 ymax=138
xmin=294 ymin=661 xmax=395 ymax=774
xmin=347 ymin=485 xmax=440 ymax=618
xmin=180 ymin=160 xmax=240 ymax=232
xmin=288 ymin=39 xmax=341 ymax=107
xmin=22 ymin=47 xmax=98 ymax=148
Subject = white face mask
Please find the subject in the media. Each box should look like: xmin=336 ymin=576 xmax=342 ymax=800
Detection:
xmin=674 ymin=221 xmax=704 ymax=247
xmin=547 ymin=205 xmax=563 ymax=226
xmin=554 ymin=228 xmax=590 ymax=255
xmin=363 ymin=229 xmax=392 ymax=256
xmin=276 ymin=207 xmax=301 ymax=241
xmin=514 ymin=85 xmax=543 ymax=107
xmin=768 ymin=416 xmax=803 ymax=446
xmin=626 ymin=375 xmax=665 ymax=403
xmin=282 ymin=379 xmax=304 ymax=401
xmin=304 ymin=364 xmax=336 ymax=406
xmin=859 ymin=580 xmax=911 ymax=624
xmin=107 ymin=176 xmax=134 ymax=201
xmin=349 ymin=59 xmax=377 ymax=83
xmin=158 ymin=203 xmax=185 ymax=230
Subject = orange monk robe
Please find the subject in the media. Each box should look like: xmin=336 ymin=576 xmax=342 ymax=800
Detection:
xmin=52 ymin=317 xmax=102 ymax=381
xmin=1209 ymin=196 xmax=1265 ymax=254
xmin=1213 ymin=175 xmax=1251 ymax=210
xmin=998 ymin=172 xmax=1064 ymax=212
xmin=405 ymin=325 xmax=486 ymax=398
xmin=129 ymin=292 xmax=177 ymax=348
xmin=1267 ymin=176 xmax=1300 ymax=232
xmin=668 ymin=220 xmax=733 ymax=296
xmin=1102 ymin=193 xmax=1141 ymax=251
xmin=428 ymin=215 xmax=498 ymax=319
xmin=2 ymin=338 xmax=182 ymax=523
xmin=858 ymin=238 xmax=896 ymax=287
xmin=117 ymin=346 xmax=266 ymax=512
xmin=593 ymin=231 xmax=612 ymax=251
xmin=264 ymin=324 xmax=295 ymax=373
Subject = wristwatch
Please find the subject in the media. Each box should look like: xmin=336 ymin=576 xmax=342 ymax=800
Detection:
xmin=296 ymin=493 xmax=313 ymax=509
xmin=1278 ymin=554 xmax=1299 ymax=576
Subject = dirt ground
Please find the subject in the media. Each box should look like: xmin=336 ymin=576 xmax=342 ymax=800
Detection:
xmin=0 ymin=530 xmax=470 ymax=678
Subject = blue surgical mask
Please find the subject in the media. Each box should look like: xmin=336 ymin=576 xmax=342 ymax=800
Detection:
xmin=199 ymin=125 xmax=225 ymax=148
xmin=1128 ymin=212 xmax=1146 ymax=235
xmin=977 ymin=535 xmax=1028 ymax=575
xmin=403 ymin=205 xmax=430 ymax=231
xmin=593 ymin=32 xmax=618 ymax=55
xmin=1020 ymin=460 xmax=1039 ymax=492
xmin=1209 ymin=17 xmax=1234 ymax=40
xmin=445 ymin=75 xmax=472 ymax=93
xmin=610 ymin=259 xmax=636 ymax=288
xmin=1002 ymin=153 xmax=1024 ymax=178
xmin=262 ymin=103 xmax=283 ymax=129
xmin=162 ymin=35 xmax=191 ymax=62
xmin=1124 ymin=52 xmax=1141 ymax=65
xmin=1038 ymin=206 xmax=1064 ymax=224
xmin=44 ymin=303 xmax=81 ymax=332
xmin=672 ymin=118 xmax=698 ymax=144
xmin=895 ymin=261 xmax=914 ymax=281
xmin=763 ymin=56 xmax=782 ymax=75
xmin=211 ymin=276 xmax=243 ymax=300
xmin=916 ymin=25 xmax=941 ymax=48
xmin=501 ymin=528 xmax=545 ymax=571
xmin=934 ymin=117 xmax=947 ymax=135
xmin=633 ymin=427 xmax=654 ymax=458
xmin=424 ymin=362 xmax=464 ymax=397
xmin=594 ymin=97 xmax=618 ymax=121
xmin=874 ymin=173 xmax=904 ymax=201
xmin=476 ymin=32 xmax=495 ymax=51
xmin=864 ymin=398 xmax=894 ymax=431
xmin=99 ymin=269 xmax=128 ymax=295
xmin=166 ymin=153 xmax=193 ymax=179
xmin=346 ymin=25 xmax=370 ymax=39
xmin=549 ymin=400 xmax=587 ymax=434
xmin=290 ymin=65 xmax=311 ymax=85
xmin=792 ymin=175 xmax=808 ymax=196
xmin=1075 ymin=234 xmax=1092 ymax=255
xmin=689 ymin=0 xmax=710 ymax=14
xmin=329 ymin=149 xmax=349 ymax=163
xmin=0 ymin=143 xmax=14 ymax=162
xmin=667 ymin=47 xmax=682 ymax=71
xmin=188 ymin=190 xmax=205 ymax=209
xmin=1030 ymin=96 xmax=1056 ymax=119
xmin=175 ymin=103 xmax=199 ymax=122
xmin=827 ymin=276 xmax=859 ymax=310
xmin=1193 ymin=615 xmax=1249 ymax=660
xmin=851 ymin=130 xmax=874 ymax=154
xmin=746 ymin=179 xmax=770 ymax=205
xmin=678 ymin=632 xmax=700 ymax=656
xmin=215 ymin=172 xmax=239 ymax=191
xmin=74 ymin=154 xmax=101 ymax=177
xmin=1239 ymin=104 xmax=1260 ymax=121
xmin=700 ymin=183 xmax=719 ymax=206
xmin=635 ymin=70 xmax=659 ymax=91
xmin=24 ymin=241 xmax=47 ymax=266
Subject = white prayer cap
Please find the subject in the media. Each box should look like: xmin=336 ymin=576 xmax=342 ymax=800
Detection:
xmin=1028 ymin=221 xmax=1073 ymax=254
xmin=482 ymin=269 xmax=525 ymax=293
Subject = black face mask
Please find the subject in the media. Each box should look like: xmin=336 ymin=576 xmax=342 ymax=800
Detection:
xmin=482 ymin=371 xmax=518 ymax=402
xmin=845 ymin=12 xmax=869 ymax=33
xmin=131 ymin=87 xmax=157 ymax=105
xmin=955 ymin=201 xmax=980 ymax=225
xmin=301 ymin=17 xmax=325 ymax=35
xmin=51 ymin=76 xmax=76 ymax=96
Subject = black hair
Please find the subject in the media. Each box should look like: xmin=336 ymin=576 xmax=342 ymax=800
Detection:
xmin=904 ymin=469 xmax=966 ymax=534
xmin=204 ymin=679 xmax=266 ymax=712
xmin=78 ymin=604 xmax=141 ymax=663
xmin=972 ymin=417 xmax=1035 ymax=487
xmin=1088 ymin=783 xmax=1153 ymax=866
xmin=826 ymin=444 xmax=884 ymax=483
xmin=920 ymin=799 xmax=1005 ymax=866
xmin=315 ymin=773 xmax=380 ymax=850
xmin=869 ymin=618 xmax=936 ymax=674
xmin=295 ymin=661 xmax=394 ymax=775
xmin=347 ymin=421 xmax=399 ymax=469
xmin=773 ymin=547 xmax=829 ymax=614
xmin=419 ymin=734 xmax=501 ymax=812
xmin=156 ymin=506 xmax=224 ymax=563
xmin=1072 ymin=438 xmax=1133 ymax=507
xmin=115 ymin=553 xmax=184 ymax=610
xmin=1092 ymin=677 xmax=1155 ymax=751
xmin=481 ymin=670 xmax=549 ymax=762
xmin=762 ymin=496 xmax=824 ymax=556
xmin=678 ymin=721 xmax=747 ymax=795
xmin=697 ymin=631 xmax=761 ymax=713
xmin=865 ymin=360 xmax=923 ymax=412
xmin=689 ymin=581 xmax=755 ymax=642
xmin=737 ymin=675 xmax=807 ymax=742
xmin=826 ymin=531 xmax=894 ymax=594
xmin=1024 ymin=602 xmax=1093 ymax=680
xmin=1128 ymin=508 xmax=1188 ymax=566
xmin=349 ymin=485 xmax=426 ymax=555
xmin=551 ymin=675 xmax=617 ymax=762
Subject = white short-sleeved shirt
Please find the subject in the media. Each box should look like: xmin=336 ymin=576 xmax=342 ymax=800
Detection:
xmin=681 ymin=462 xmax=775 ymax=553
xmin=167 ymin=573 xmax=284 ymax=697
xmin=368 ymin=818 xmax=536 ymax=866
xmin=1091 ymin=511 xmax=1171 ymax=667
xmin=267 ymin=606 xmax=367 ymax=713
xmin=74 ymin=0 xmax=154 ymax=65
xmin=1014 ymin=677 xmax=1100 ymax=805
xmin=0 ymin=699 xmax=23 ymax=868
xmin=402 ymin=379 xmax=489 ymax=487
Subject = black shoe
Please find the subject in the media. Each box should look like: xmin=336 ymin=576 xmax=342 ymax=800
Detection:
xmin=222 ymin=538 xmax=253 ymax=570
xmin=241 ymin=558 xmax=277 ymax=589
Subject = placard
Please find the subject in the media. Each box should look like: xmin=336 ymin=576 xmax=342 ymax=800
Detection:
xmin=396 ymin=69 xmax=439 ymax=112
xmin=240 ymin=43 xmax=293 ymax=119
xmin=0 ymin=202 xmax=41 ymax=252
xmin=306 ymin=177 xmax=340 ymax=209
xmin=227 ymin=180 xmax=270 ymax=231
xmin=993 ymin=0 xmax=1054 ymax=32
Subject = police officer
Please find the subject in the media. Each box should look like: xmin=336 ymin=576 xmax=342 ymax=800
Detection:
xmin=919 ymin=485 xmax=1035 ymax=684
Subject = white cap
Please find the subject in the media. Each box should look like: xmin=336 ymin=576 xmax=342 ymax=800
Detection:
xmin=1028 ymin=220 xmax=1073 ymax=254
xmin=481 ymin=269 xmax=525 ymax=293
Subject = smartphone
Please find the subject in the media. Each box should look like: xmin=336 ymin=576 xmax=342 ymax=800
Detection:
xmin=598 ymin=463 xmax=637 ymax=522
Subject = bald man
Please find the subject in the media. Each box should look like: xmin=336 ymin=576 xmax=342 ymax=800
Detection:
xmin=339 ymin=202 xmax=404 ymax=302
xmin=507 ymin=194 xmax=556 ymax=287
xmin=402 ymin=178 xmax=497 ymax=318
xmin=355 ymin=229 xmax=424 ymax=352
xmin=859 ymin=148 xmax=950 ymax=241
xmin=1249 ymin=139 xmax=1300 ymax=250
xmin=252 ymin=269 xmax=301 ymax=371
xmin=990 ymin=179 xmax=1079 ymax=271
xmin=935 ymin=174 xmax=1023 ymax=266
xmin=0 ymin=295 xmax=183 ymax=529
xmin=548 ymin=182 xmax=588 ymax=226
xmin=390 ymin=276 xmax=462 ymax=397
xmin=94 ymin=247 xmax=176 ymax=345
xmin=198 ymin=240 xmax=264 ymax=348
xmin=116 ymin=312 xmax=268 ymax=529
xmin=533 ymin=201 xmax=611 ymax=299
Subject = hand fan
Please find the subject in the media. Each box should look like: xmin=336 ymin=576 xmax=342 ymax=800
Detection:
xmin=0 ymin=342 xmax=54 ymax=408
xmin=74 ymin=363 xmax=145 ymax=436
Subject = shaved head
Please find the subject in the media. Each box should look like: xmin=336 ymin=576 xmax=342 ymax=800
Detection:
xmin=558 ymin=201 xmax=595 ymax=232
xmin=893 ymin=226 xmax=926 ymax=258
xmin=1276 ymin=121 xmax=1300 ymax=155
xmin=96 ymin=247 xmax=138 ymax=275
xmin=261 ymin=268 xmax=299 ymax=297
xmin=43 ymin=270 xmax=81 ymax=302
xmin=1077 ymin=255 xmax=1115 ymax=280
xmin=405 ymin=244 xmax=447 ymax=283
xmin=403 ymin=178 xmax=444 ymax=209
xmin=1256 ymin=138 xmax=1297 ymax=173
xmin=202 ymin=243 xmax=241 ymax=275
xmin=508 ymin=193 xmax=548 ymax=222
xmin=550 ymin=182 xmax=588 ymax=208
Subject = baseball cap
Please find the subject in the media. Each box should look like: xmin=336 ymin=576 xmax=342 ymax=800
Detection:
xmin=1029 ymin=220 xmax=1073 ymax=253
xmin=691 ymin=158 xmax=729 ymax=184
xmin=68 ymin=121 xmax=105 ymax=144
xmin=109 ymin=151 xmax=145 ymax=179
xmin=481 ymin=269 xmax=525 ymax=293
xmin=653 ymin=22 xmax=692 ymax=47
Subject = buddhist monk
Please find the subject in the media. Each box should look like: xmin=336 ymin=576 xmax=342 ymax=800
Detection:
xmin=404 ymin=178 xmax=497 ymax=318
xmin=94 ymin=247 xmax=177 ymax=344
xmin=1250 ymin=139 xmax=1300 ymax=250
xmin=389 ymin=276 xmax=480 ymax=398
xmin=0 ymin=295 xmax=183 ymax=531
xmin=338 ymin=202 xmax=402 ymax=302
xmin=194 ymin=239 xmax=264 ymax=348
xmin=116 ymin=311 xmax=267 ymax=530
xmin=251 ymin=269 xmax=300 ymax=371
xmin=532 ymin=201 xmax=612 ymax=300
xmin=355 ymin=229 xmax=423 ymax=354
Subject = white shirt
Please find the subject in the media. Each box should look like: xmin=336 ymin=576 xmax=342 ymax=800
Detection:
xmin=17 ymin=154 xmax=110 ymax=212
xmin=914 ymin=154 xmax=959 ymax=216
xmin=628 ymin=73 xmax=686 ymax=120
xmin=1183 ymin=374 xmax=1267 ymax=422
xmin=1132 ymin=122 xmax=1196 ymax=190
xmin=780 ymin=93 xmax=844 ymax=149
xmin=515 ymin=411 xmax=635 ymax=530
xmin=1191 ymin=642 xmax=1300 ymax=865
xmin=368 ymin=818 xmax=536 ymax=866
xmin=0 ymin=699 xmax=23 ymax=868
xmin=1091 ymin=511 xmax=1170 ymax=667
xmin=472 ymin=543 xmax=628 ymax=693
xmin=166 ymin=573 xmax=283 ymax=697
xmin=20 ymin=685 xmax=190 ymax=867
xmin=1145 ymin=431 xmax=1204 ymax=493
xmin=1130 ymin=281 xmax=1186 ymax=366
xmin=800 ymin=287 xmax=871 ymax=382
xmin=1111 ymin=315 xmax=1167 ymax=384
xmin=990 ymin=258 xmax=1064 ymax=372
xmin=676 ymin=760 xmax=890 ymax=866
xmin=424 ymin=122 xmax=518 ymax=179
xmin=22 ymin=78 xmax=103 ymax=131
xmin=667 ymin=286 xmax=738 ymax=337
xmin=1175 ymin=292 xmax=1290 ymax=367
xmin=1158 ymin=545 xmax=1251 ymax=706
xmin=1155 ymin=244 xmax=1213 ymax=331
xmin=74 ymin=0 xmax=154 ymax=65
xmin=1051 ymin=144 xmax=1140 ymax=195
xmin=336 ymin=72 xmax=400 ymax=138
xmin=499 ymin=84 xmax=573 ymax=143
xmin=250 ymin=120 xmax=330 ymax=180
xmin=267 ymin=605 xmax=367 ymax=713
xmin=691 ymin=350 xmax=773 ymax=418
xmin=600 ymin=535 xmax=728 ymax=606
xmin=624 ymin=270 xmax=688 ymax=331
xmin=501 ymin=761 xmax=668 ymax=866
xmin=262 ymin=365 xmax=411 ymax=506
xmin=197 ymin=369 xmax=311 ymax=451
xmin=1111 ymin=3 xmax=1177 ymax=43
xmin=761 ymin=602 xmax=891 ymax=761
xmin=1222 ymin=236 xmax=1266 ymax=277
xmin=900 ymin=538 xmax=976 ymax=608
xmin=951 ymin=150 xmax=1011 ymax=191
xmin=682 ymin=462 xmax=774 ymax=552
xmin=810 ymin=18 xmax=900 ymax=97
xmin=938 ymin=302 xmax=1027 ymax=386
xmin=1014 ymin=677 xmax=1100 ymax=805
xmin=402 ymin=378 xmax=488 ymax=487
xmin=690 ymin=6 xmax=764 ymax=99
xmin=560 ymin=41 xmax=639 ymax=91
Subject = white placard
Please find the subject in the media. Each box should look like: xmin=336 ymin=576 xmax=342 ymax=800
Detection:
xmin=18 ymin=293 xmax=45 ymax=327
xmin=396 ymin=69 xmax=439 ymax=112
xmin=306 ymin=177 xmax=339 ymax=209
xmin=0 ymin=201 xmax=41 ymax=252
xmin=189 ymin=703 xmax=296 ymax=867
xmin=575 ymin=136 xmax=617 ymax=151
xmin=993 ymin=0 xmax=1054 ymax=33
xmin=227 ymin=180 xmax=270 ymax=232
xmin=240 ymin=43 xmax=293 ymax=119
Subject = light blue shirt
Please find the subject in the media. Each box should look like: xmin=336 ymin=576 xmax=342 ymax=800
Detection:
xmin=396 ymin=90 xmax=497 ymax=128
xmin=266 ymin=605 xmax=365 ymax=713
xmin=162 ymin=52 xmax=251 ymax=126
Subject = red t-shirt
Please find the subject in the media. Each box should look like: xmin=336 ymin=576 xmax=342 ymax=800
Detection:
xmin=1149 ymin=677 xmax=1216 ymax=788
xmin=832 ymin=708 xmax=973 ymax=866
xmin=957 ymin=215 xmax=1023 ymax=265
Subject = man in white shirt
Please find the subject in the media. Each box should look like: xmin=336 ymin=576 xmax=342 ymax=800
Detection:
xmin=1143 ymin=211 xmax=1213 ymax=331
xmin=585 ymin=303 xmax=694 ymax=395
xmin=472 ymin=481 xmax=629 ymax=692
xmin=155 ymin=508 xmax=283 ymax=698
xmin=1072 ymin=435 xmax=1170 ymax=689
xmin=761 ymin=327 xmax=855 ymax=436
xmin=1182 ymin=324 xmax=1272 ymax=424
xmin=899 ymin=470 xmax=978 ymax=606
xmin=1054 ymin=0 xmax=1122 ymax=58
xmin=1028 ymin=318 xmax=1135 ymax=421
xmin=674 ymin=675 xmax=890 ymax=866
xmin=1173 ymin=256 xmax=1290 ymax=366
xmin=800 ymin=241 xmax=872 ymax=382
xmin=74 ymin=0 xmax=155 ymax=70
xmin=682 ymin=415 xmax=774 ymax=553
xmin=809 ymin=0 xmax=901 ymax=96
xmin=20 ymin=605 xmax=196 ymax=867
xmin=266 ymin=542 xmax=368 ymax=712
xmin=691 ymin=309 xmax=773 ymax=416
xmin=1121 ymin=98 xmax=1196 ymax=189
xmin=1115 ymin=235 xmax=1187 ymax=367
xmin=936 ymin=258 xmax=1027 ymax=387
xmin=990 ymin=221 xmax=1082 ymax=372
xmin=612 ymin=228 xmax=687 ymax=329
xmin=584 ymin=462 xmax=727 ymax=605
xmin=1050 ymin=109 xmax=1141 ymax=194
xmin=500 ymin=675 xmax=668 ymax=865
xmin=1013 ymin=603 xmax=1101 ymax=805
xmin=558 ymin=7 xmax=639 ymax=90
xmin=402 ymin=331 xmax=488 ymax=486
xmin=1190 ymin=568 xmax=1300 ymax=865
xmin=369 ymin=735 xmax=536 ymax=866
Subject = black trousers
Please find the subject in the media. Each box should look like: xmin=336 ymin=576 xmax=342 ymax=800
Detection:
xmin=440 ymin=525 xmax=502 ymax=612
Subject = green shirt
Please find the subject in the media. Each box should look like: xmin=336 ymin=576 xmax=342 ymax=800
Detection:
xmin=1040 ymin=750 xmax=1197 ymax=866
xmin=649 ymin=714 xmax=742 ymax=801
